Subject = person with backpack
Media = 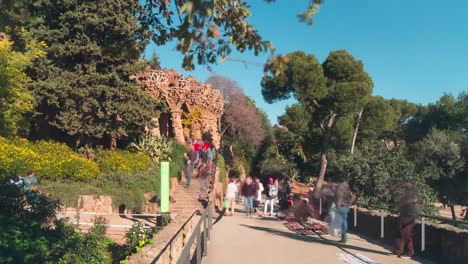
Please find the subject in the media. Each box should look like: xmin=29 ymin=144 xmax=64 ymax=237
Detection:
xmin=23 ymin=170 xmax=38 ymax=204
xmin=264 ymin=178 xmax=277 ymax=216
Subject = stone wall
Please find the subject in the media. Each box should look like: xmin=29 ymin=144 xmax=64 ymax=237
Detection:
xmin=348 ymin=209 xmax=468 ymax=264
xmin=127 ymin=212 xmax=199 ymax=264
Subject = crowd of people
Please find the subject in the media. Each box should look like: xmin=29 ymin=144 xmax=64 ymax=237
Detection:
xmin=225 ymin=175 xmax=419 ymax=259
xmin=184 ymin=139 xmax=216 ymax=199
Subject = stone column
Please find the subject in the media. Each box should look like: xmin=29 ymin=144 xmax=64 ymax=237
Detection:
xmin=170 ymin=110 xmax=185 ymax=144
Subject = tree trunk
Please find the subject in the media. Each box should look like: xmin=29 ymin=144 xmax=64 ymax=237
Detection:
xmin=313 ymin=112 xmax=337 ymax=197
xmin=170 ymin=110 xmax=185 ymax=144
xmin=351 ymin=108 xmax=363 ymax=155
xmin=450 ymin=204 xmax=457 ymax=220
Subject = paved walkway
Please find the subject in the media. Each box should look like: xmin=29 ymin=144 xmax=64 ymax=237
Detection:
xmin=204 ymin=206 xmax=433 ymax=264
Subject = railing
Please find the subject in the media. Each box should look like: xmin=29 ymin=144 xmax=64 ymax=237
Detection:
xmin=177 ymin=201 xmax=213 ymax=264
xmin=316 ymin=197 xmax=468 ymax=252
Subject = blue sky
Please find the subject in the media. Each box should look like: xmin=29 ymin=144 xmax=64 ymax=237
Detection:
xmin=144 ymin=0 xmax=468 ymax=124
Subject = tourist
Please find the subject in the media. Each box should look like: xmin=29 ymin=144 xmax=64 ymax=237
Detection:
xmin=334 ymin=180 xmax=355 ymax=244
xmin=241 ymin=177 xmax=256 ymax=217
xmin=235 ymin=178 xmax=241 ymax=204
xmin=253 ymin=177 xmax=263 ymax=213
xmin=23 ymin=170 xmax=38 ymax=204
xmin=264 ymin=178 xmax=277 ymax=216
xmin=185 ymin=141 xmax=198 ymax=187
xmin=225 ymin=177 xmax=237 ymax=216
xmin=278 ymin=178 xmax=292 ymax=210
xmin=394 ymin=182 xmax=419 ymax=259
xmin=199 ymin=160 xmax=214 ymax=199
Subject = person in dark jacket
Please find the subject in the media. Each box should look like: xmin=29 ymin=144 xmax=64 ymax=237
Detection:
xmin=241 ymin=177 xmax=257 ymax=217
xmin=394 ymin=181 xmax=419 ymax=259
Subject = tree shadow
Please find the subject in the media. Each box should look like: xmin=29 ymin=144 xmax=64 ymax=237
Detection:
xmin=240 ymin=224 xmax=391 ymax=257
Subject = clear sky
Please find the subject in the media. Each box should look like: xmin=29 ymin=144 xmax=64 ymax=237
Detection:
xmin=144 ymin=0 xmax=468 ymax=124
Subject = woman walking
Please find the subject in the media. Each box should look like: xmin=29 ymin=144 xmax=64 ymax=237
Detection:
xmin=264 ymin=178 xmax=277 ymax=216
xmin=225 ymin=177 xmax=237 ymax=216
xmin=253 ymin=177 xmax=264 ymax=213
xmin=241 ymin=177 xmax=256 ymax=217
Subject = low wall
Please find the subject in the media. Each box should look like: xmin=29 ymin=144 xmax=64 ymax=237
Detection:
xmin=349 ymin=209 xmax=468 ymax=264
xmin=127 ymin=212 xmax=199 ymax=264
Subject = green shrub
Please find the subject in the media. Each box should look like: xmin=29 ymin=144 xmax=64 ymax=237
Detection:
xmin=0 ymin=137 xmax=100 ymax=181
xmin=169 ymin=141 xmax=188 ymax=180
xmin=42 ymin=171 xmax=160 ymax=211
xmin=128 ymin=134 xmax=173 ymax=165
xmin=95 ymin=149 xmax=152 ymax=174
xmin=217 ymin=154 xmax=227 ymax=184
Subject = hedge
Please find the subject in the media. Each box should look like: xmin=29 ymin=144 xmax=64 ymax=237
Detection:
xmin=95 ymin=149 xmax=152 ymax=174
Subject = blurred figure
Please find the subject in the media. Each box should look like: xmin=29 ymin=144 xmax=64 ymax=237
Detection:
xmin=253 ymin=177 xmax=263 ymax=213
xmin=225 ymin=177 xmax=237 ymax=216
xmin=394 ymin=182 xmax=419 ymax=259
xmin=278 ymin=178 xmax=292 ymax=210
xmin=23 ymin=170 xmax=38 ymax=204
xmin=185 ymin=141 xmax=198 ymax=187
xmin=264 ymin=178 xmax=277 ymax=216
xmin=334 ymin=180 xmax=355 ymax=244
xmin=241 ymin=177 xmax=256 ymax=217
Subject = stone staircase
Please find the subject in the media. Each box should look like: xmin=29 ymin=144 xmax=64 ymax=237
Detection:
xmin=170 ymin=178 xmax=205 ymax=218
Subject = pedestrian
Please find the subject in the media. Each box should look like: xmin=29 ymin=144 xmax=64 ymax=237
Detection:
xmin=225 ymin=177 xmax=237 ymax=216
xmin=278 ymin=178 xmax=292 ymax=210
xmin=235 ymin=178 xmax=241 ymax=204
xmin=394 ymin=181 xmax=419 ymax=259
xmin=334 ymin=180 xmax=355 ymax=244
xmin=185 ymin=142 xmax=198 ymax=187
xmin=253 ymin=177 xmax=263 ymax=212
xmin=264 ymin=178 xmax=277 ymax=216
xmin=241 ymin=177 xmax=256 ymax=217
xmin=199 ymin=160 xmax=214 ymax=199
xmin=23 ymin=170 xmax=38 ymax=204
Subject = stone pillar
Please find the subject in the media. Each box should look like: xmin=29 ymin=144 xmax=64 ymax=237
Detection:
xmin=170 ymin=110 xmax=185 ymax=144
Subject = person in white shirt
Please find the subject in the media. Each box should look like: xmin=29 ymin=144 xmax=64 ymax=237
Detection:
xmin=253 ymin=177 xmax=264 ymax=213
xmin=225 ymin=177 xmax=238 ymax=216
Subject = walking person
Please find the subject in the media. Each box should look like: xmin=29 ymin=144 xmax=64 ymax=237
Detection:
xmin=264 ymin=178 xmax=277 ymax=216
xmin=241 ymin=177 xmax=256 ymax=217
xmin=253 ymin=177 xmax=263 ymax=212
xmin=225 ymin=177 xmax=237 ymax=216
xmin=334 ymin=180 xmax=355 ymax=244
xmin=185 ymin=142 xmax=198 ymax=187
xmin=394 ymin=182 xmax=419 ymax=259
xmin=198 ymin=160 xmax=214 ymax=199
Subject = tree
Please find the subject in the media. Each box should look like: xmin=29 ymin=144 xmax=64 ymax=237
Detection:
xmin=0 ymin=32 xmax=45 ymax=136
xmin=1 ymin=0 xmax=164 ymax=148
xmin=206 ymin=75 xmax=266 ymax=146
xmin=262 ymin=50 xmax=373 ymax=194
xmin=415 ymin=128 xmax=465 ymax=219
xmin=330 ymin=140 xmax=437 ymax=215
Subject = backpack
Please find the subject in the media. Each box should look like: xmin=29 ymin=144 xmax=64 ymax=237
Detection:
xmin=268 ymin=184 xmax=278 ymax=198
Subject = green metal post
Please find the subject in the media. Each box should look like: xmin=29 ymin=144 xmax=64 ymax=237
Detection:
xmin=160 ymin=161 xmax=170 ymax=213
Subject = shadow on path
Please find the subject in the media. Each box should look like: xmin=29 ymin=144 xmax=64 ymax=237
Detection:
xmin=241 ymin=224 xmax=391 ymax=257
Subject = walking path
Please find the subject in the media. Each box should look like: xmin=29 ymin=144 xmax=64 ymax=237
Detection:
xmin=203 ymin=205 xmax=434 ymax=264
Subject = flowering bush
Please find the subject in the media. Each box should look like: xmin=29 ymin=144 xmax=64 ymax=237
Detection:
xmin=95 ymin=149 xmax=152 ymax=174
xmin=0 ymin=137 xmax=100 ymax=181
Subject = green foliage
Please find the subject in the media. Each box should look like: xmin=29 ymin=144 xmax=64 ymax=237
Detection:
xmin=129 ymin=134 xmax=173 ymax=166
xmin=259 ymin=145 xmax=296 ymax=180
xmin=0 ymin=185 xmax=111 ymax=264
xmin=414 ymin=128 xmax=466 ymax=206
xmin=118 ymin=222 xmax=155 ymax=263
xmin=0 ymin=31 xmax=45 ymax=136
xmin=42 ymin=170 xmax=160 ymax=211
xmin=96 ymin=149 xmax=152 ymax=174
xmin=217 ymin=155 xmax=227 ymax=184
xmin=330 ymin=141 xmax=437 ymax=215
xmin=1 ymin=0 xmax=163 ymax=147
xmin=169 ymin=141 xmax=188 ymax=180
xmin=0 ymin=137 xmax=100 ymax=182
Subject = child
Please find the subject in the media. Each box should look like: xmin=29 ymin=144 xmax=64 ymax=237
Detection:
xmin=225 ymin=177 xmax=237 ymax=216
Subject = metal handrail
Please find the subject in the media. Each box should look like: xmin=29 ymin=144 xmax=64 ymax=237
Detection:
xmin=177 ymin=201 xmax=213 ymax=264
